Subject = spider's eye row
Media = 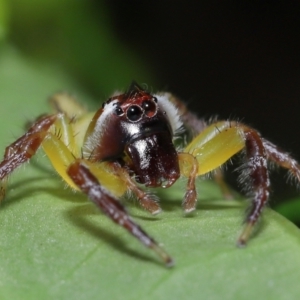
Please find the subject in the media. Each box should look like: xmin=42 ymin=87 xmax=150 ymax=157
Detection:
xmin=115 ymin=106 xmax=124 ymax=116
xmin=142 ymin=99 xmax=157 ymax=117
xmin=126 ymin=105 xmax=143 ymax=122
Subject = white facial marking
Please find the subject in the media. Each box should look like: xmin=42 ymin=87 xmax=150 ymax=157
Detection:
xmin=83 ymin=100 xmax=119 ymax=157
xmin=154 ymin=93 xmax=182 ymax=135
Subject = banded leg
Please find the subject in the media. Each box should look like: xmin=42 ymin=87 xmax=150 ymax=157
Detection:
xmin=238 ymin=130 xmax=300 ymax=245
xmin=237 ymin=129 xmax=270 ymax=246
xmin=0 ymin=115 xmax=57 ymax=200
xmin=263 ymin=139 xmax=300 ymax=182
xmin=67 ymin=159 xmax=174 ymax=267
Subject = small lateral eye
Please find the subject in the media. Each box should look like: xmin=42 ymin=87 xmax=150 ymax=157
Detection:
xmin=142 ymin=99 xmax=157 ymax=117
xmin=115 ymin=106 xmax=124 ymax=116
xmin=126 ymin=105 xmax=143 ymax=122
xmin=152 ymin=97 xmax=158 ymax=103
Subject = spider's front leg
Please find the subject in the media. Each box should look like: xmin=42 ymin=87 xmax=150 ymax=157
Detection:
xmin=0 ymin=115 xmax=57 ymax=200
xmin=184 ymin=120 xmax=300 ymax=246
xmin=67 ymin=159 xmax=174 ymax=267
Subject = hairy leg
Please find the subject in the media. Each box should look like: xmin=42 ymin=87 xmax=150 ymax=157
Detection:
xmin=0 ymin=115 xmax=57 ymax=200
xmin=67 ymin=159 xmax=174 ymax=267
xmin=237 ymin=129 xmax=270 ymax=246
xmin=263 ymin=139 xmax=300 ymax=182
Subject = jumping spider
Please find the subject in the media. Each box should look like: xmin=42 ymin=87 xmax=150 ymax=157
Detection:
xmin=0 ymin=82 xmax=299 ymax=267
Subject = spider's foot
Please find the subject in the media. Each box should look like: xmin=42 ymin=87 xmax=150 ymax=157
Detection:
xmin=140 ymin=195 xmax=161 ymax=215
xmin=236 ymin=222 xmax=254 ymax=247
xmin=151 ymin=243 xmax=174 ymax=268
xmin=184 ymin=207 xmax=196 ymax=214
xmin=183 ymin=189 xmax=197 ymax=213
xmin=151 ymin=207 xmax=162 ymax=215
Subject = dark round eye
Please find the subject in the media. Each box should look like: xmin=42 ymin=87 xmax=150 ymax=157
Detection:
xmin=152 ymin=97 xmax=158 ymax=103
xmin=126 ymin=105 xmax=143 ymax=122
xmin=142 ymin=100 xmax=157 ymax=117
xmin=115 ymin=106 xmax=124 ymax=116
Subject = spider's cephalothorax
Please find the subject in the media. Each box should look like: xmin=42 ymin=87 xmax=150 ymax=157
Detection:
xmin=84 ymin=82 xmax=181 ymax=188
xmin=1 ymin=82 xmax=300 ymax=267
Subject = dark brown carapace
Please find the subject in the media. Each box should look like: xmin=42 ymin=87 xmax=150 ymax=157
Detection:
xmin=1 ymin=82 xmax=300 ymax=267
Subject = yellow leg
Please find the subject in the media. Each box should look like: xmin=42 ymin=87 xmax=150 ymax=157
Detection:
xmin=49 ymin=92 xmax=87 ymax=118
xmin=184 ymin=121 xmax=245 ymax=175
xmin=49 ymin=94 xmax=95 ymax=150
xmin=81 ymin=161 xmax=127 ymax=198
xmin=42 ymin=132 xmax=78 ymax=190
xmin=50 ymin=114 xmax=79 ymax=156
xmin=42 ymin=133 xmax=128 ymax=197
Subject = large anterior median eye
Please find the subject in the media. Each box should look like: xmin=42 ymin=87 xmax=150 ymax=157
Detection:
xmin=126 ymin=105 xmax=143 ymax=122
xmin=142 ymin=99 xmax=157 ymax=117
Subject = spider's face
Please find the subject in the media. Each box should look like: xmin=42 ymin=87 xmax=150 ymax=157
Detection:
xmin=93 ymin=82 xmax=181 ymax=187
xmin=101 ymin=83 xmax=182 ymax=143
xmin=102 ymin=87 xmax=168 ymax=144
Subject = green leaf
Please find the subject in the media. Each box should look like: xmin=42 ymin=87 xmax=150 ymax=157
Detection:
xmin=1 ymin=46 xmax=300 ymax=300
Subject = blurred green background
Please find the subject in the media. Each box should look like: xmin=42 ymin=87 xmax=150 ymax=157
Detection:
xmin=2 ymin=0 xmax=157 ymax=94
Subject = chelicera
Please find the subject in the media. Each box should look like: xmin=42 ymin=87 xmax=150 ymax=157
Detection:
xmin=1 ymin=82 xmax=300 ymax=267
